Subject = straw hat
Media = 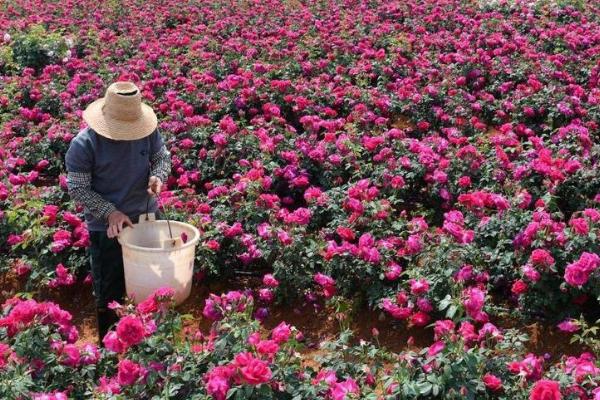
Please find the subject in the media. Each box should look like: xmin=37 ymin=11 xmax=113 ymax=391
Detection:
xmin=82 ymin=81 xmax=157 ymax=141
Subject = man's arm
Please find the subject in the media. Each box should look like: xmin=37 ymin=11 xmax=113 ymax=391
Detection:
xmin=65 ymin=134 xmax=117 ymax=221
xmin=149 ymin=144 xmax=171 ymax=184
xmin=67 ymin=169 xmax=133 ymax=238
xmin=66 ymin=132 xmax=133 ymax=237
xmin=66 ymin=171 xmax=117 ymax=221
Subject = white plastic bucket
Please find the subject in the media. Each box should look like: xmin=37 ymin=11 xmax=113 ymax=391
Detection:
xmin=117 ymin=213 xmax=200 ymax=305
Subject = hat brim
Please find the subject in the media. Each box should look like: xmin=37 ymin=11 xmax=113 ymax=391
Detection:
xmin=82 ymin=98 xmax=158 ymax=141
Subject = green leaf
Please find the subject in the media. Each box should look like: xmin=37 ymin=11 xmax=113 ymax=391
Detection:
xmin=417 ymin=382 xmax=433 ymax=395
xmin=446 ymin=305 xmax=458 ymax=319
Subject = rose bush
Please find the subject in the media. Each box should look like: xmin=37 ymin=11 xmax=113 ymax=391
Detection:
xmin=1 ymin=289 xmax=599 ymax=399
xmin=0 ymin=183 xmax=88 ymax=289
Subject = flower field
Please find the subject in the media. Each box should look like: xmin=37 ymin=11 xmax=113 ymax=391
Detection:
xmin=1 ymin=0 xmax=600 ymax=398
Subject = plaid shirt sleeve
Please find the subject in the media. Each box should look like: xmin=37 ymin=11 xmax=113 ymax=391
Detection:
xmin=149 ymin=144 xmax=171 ymax=183
xmin=66 ymin=171 xmax=117 ymax=221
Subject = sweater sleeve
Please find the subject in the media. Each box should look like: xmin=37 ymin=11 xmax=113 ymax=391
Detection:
xmin=66 ymin=171 xmax=117 ymax=221
xmin=149 ymin=128 xmax=171 ymax=183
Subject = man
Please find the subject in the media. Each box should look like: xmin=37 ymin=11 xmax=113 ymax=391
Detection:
xmin=65 ymin=81 xmax=171 ymax=343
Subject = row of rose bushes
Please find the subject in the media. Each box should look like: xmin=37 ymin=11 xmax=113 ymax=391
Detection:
xmin=2 ymin=177 xmax=599 ymax=323
xmin=1 ymin=0 xmax=600 ymax=325
xmin=1 ymin=288 xmax=599 ymax=400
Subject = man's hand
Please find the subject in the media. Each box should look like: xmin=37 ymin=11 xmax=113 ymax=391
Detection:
xmin=147 ymin=176 xmax=162 ymax=196
xmin=107 ymin=210 xmax=134 ymax=238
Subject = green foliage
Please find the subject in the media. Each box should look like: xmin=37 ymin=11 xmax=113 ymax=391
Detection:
xmin=10 ymin=25 xmax=69 ymax=72
xmin=0 ymin=45 xmax=16 ymax=75
xmin=570 ymin=317 xmax=600 ymax=355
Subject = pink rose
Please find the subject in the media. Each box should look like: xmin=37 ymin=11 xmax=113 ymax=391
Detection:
xmin=42 ymin=205 xmax=59 ymax=226
xmin=463 ymin=287 xmax=486 ymax=321
xmin=458 ymin=321 xmax=478 ymax=343
xmin=13 ymin=259 xmax=31 ymax=277
xmin=234 ymin=353 xmax=272 ymax=385
xmin=410 ymin=311 xmax=430 ymax=327
xmin=312 ymin=369 xmax=337 ymax=386
xmin=97 ymin=376 xmax=121 ymax=395
xmin=564 ymin=262 xmax=590 ymax=287
xmin=508 ymin=354 xmax=543 ymax=381
xmin=427 ymin=341 xmax=445 ymax=357
xmin=102 ymin=331 xmax=124 ymax=353
xmin=530 ymin=249 xmax=554 ymax=267
xmin=511 ymin=280 xmax=528 ymax=295
xmin=529 ymin=379 xmax=561 ymax=400
xmin=336 ymin=226 xmax=355 ymax=241
xmin=116 ymin=315 xmax=145 ymax=347
xmin=258 ymin=288 xmax=274 ymax=303
xmin=557 ymin=319 xmax=580 ymax=333
xmin=277 ymin=230 xmax=293 ymax=245
xmin=583 ymin=208 xmax=600 ymax=222
xmin=522 ymin=264 xmax=541 ymax=282
xmin=7 ymin=234 xmax=24 ymax=246
xmin=62 ymin=212 xmax=82 ymax=227
xmin=271 ymin=322 xmax=292 ymax=344
xmin=59 ymin=344 xmax=80 ymax=367
xmin=330 ymin=378 xmax=359 ymax=400
xmin=262 ymin=274 xmax=279 ymax=287
xmin=382 ymin=301 xmax=412 ymax=320
xmin=483 ymin=373 xmax=503 ymax=391
xmin=255 ymin=340 xmax=279 ymax=357
xmin=205 ymin=365 xmax=235 ymax=400
xmin=206 ymin=375 xmax=229 ymax=400
xmin=80 ymin=343 xmax=100 ymax=365
xmin=409 ymin=278 xmax=429 ymax=295
xmin=117 ymin=359 xmax=141 ymax=386
xmin=206 ymin=240 xmax=220 ymax=251
xmin=384 ymin=262 xmax=402 ymax=281
xmin=314 ymin=273 xmax=336 ymax=298
xmin=433 ymin=320 xmax=455 ymax=340
xmin=569 ymin=218 xmax=589 ymax=235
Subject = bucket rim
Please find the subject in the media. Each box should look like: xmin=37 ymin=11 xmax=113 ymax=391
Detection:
xmin=117 ymin=219 xmax=201 ymax=252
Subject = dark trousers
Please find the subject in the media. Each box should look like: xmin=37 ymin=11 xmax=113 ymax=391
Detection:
xmin=89 ymin=231 xmax=125 ymax=308
xmin=88 ymin=210 xmax=164 ymax=307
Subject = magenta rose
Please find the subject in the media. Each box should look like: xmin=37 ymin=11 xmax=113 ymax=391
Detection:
xmin=529 ymin=380 xmax=561 ymax=400
xmin=102 ymin=331 xmax=124 ymax=353
xmin=206 ymin=375 xmax=229 ymax=400
xmin=234 ymin=353 xmax=272 ymax=385
xmin=564 ymin=263 xmax=590 ymax=287
xmin=483 ymin=373 xmax=503 ymax=391
xmin=271 ymin=322 xmax=292 ymax=344
xmin=569 ymin=218 xmax=589 ymax=235
xmin=330 ymin=378 xmax=359 ymax=400
xmin=117 ymin=359 xmax=141 ymax=386
xmin=116 ymin=315 xmax=145 ymax=347
xmin=511 ymin=280 xmax=528 ymax=295
xmin=530 ymin=249 xmax=554 ymax=267
xmin=557 ymin=319 xmax=580 ymax=333
xmin=255 ymin=340 xmax=279 ymax=356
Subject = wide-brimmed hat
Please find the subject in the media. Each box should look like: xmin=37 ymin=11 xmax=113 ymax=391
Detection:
xmin=82 ymin=81 xmax=157 ymax=141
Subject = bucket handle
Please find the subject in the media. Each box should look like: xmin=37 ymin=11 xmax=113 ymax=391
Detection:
xmin=139 ymin=212 xmax=156 ymax=223
xmin=146 ymin=186 xmax=176 ymax=247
